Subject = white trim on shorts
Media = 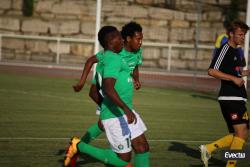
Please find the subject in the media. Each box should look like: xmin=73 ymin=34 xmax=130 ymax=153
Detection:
xmin=218 ymin=96 xmax=247 ymax=102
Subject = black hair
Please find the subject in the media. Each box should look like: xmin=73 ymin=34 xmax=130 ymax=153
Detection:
xmin=121 ymin=21 xmax=142 ymax=41
xmin=98 ymin=26 xmax=118 ymax=48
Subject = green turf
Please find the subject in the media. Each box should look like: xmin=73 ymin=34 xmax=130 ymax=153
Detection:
xmin=0 ymin=72 xmax=249 ymax=167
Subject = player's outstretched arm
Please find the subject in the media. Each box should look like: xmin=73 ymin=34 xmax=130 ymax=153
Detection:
xmin=103 ymin=78 xmax=136 ymax=124
xmin=73 ymin=55 xmax=98 ymax=92
xmin=132 ymin=66 xmax=141 ymax=90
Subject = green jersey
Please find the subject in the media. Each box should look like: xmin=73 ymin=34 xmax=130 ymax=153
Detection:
xmin=92 ymin=48 xmax=142 ymax=86
xmin=100 ymin=50 xmax=134 ymax=120
xmin=119 ymin=48 xmax=142 ymax=73
xmin=96 ymin=50 xmax=104 ymax=62
xmin=91 ymin=48 xmax=142 ymax=119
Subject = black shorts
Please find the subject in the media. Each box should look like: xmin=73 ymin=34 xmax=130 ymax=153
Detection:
xmin=219 ymin=100 xmax=249 ymax=133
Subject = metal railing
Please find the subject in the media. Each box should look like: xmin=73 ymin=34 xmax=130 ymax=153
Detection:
xmin=143 ymin=41 xmax=214 ymax=71
xmin=0 ymin=34 xmax=95 ymax=64
xmin=0 ymin=34 xmax=214 ymax=71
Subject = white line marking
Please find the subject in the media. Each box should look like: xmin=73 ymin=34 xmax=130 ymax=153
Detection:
xmin=0 ymin=89 xmax=91 ymax=103
xmin=0 ymin=137 xmax=210 ymax=143
xmin=0 ymin=137 xmax=244 ymax=144
xmin=0 ymin=88 xmax=217 ymax=109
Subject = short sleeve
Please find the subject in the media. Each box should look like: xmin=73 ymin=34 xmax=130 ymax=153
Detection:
xmin=96 ymin=50 xmax=104 ymax=62
xmin=103 ymin=51 xmax=121 ymax=79
xmin=136 ymin=48 xmax=143 ymax=66
xmin=209 ymin=44 xmax=229 ymax=70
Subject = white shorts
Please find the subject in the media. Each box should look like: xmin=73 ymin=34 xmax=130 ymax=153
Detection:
xmin=102 ymin=115 xmax=132 ymax=153
xmin=129 ymin=110 xmax=147 ymax=140
xmin=101 ymin=110 xmax=147 ymax=153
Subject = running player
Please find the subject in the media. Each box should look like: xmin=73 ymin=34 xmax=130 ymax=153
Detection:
xmin=65 ymin=24 xmax=150 ymax=167
xmin=200 ymin=20 xmax=250 ymax=167
xmin=65 ymin=25 xmax=133 ymax=167
xmin=72 ymin=22 xmax=143 ymax=144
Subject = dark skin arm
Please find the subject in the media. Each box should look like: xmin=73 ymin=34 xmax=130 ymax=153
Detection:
xmin=103 ymin=78 xmax=136 ymax=124
xmin=89 ymin=84 xmax=104 ymax=131
xmin=89 ymin=84 xmax=103 ymax=106
xmin=132 ymin=66 xmax=141 ymax=90
xmin=73 ymin=55 xmax=98 ymax=92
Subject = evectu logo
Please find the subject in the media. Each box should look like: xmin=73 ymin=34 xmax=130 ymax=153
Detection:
xmin=221 ymin=150 xmax=250 ymax=160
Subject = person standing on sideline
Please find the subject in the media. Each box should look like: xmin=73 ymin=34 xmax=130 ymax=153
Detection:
xmin=200 ymin=20 xmax=250 ymax=167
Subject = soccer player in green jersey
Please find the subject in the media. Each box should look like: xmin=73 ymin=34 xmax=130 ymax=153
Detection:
xmin=73 ymin=21 xmax=143 ymax=134
xmin=70 ymin=22 xmax=150 ymax=167
xmin=65 ymin=25 xmax=149 ymax=167
xmin=73 ymin=21 xmax=143 ymax=92
xmin=72 ymin=23 xmax=143 ymax=144
xmin=65 ymin=26 xmax=133 ymax=167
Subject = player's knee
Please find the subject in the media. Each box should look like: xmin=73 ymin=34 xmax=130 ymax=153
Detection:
xmin=242 ymin=129 xmax=249 ymax=140
xmin=235 ymin=126 xmax=249 ymax=140
xmin=117 ymin=152 xmax=132 ymax=162
xmin=133 ymin=141 xmax=149 ymax=153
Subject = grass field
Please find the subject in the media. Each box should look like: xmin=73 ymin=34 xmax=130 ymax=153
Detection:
xmin=0 ymin=71 xmax=249 ymax=167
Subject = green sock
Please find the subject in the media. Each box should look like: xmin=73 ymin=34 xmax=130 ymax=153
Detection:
xmin=77 ymin=142 xmax=128 ymax=167
xmin=134 ymin=152 xmax=150 ymax=167
xmin=81 ymin=123 xmax=102 ymax=143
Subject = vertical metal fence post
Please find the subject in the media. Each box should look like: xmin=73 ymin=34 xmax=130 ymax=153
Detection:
xmin=92 ymin=0 xmax=102 ymax=79
xmin=94 ymin=0 xmax=101 ymax=54
xmin=167 ymin=45 xmax=172 ymax=72
xmin=56 ymin=38 xmax=60 ymax=64
xmin=243 ymin=0 xmax=250 ymax=89
xmin=193 ymin=1 xmax=202 ymax=90
xmin=0 ymin=35 xmax=2 ymax=62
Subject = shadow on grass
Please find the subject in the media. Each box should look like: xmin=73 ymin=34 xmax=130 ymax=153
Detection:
xmin=57 ymin=149 xmax=110 ymax=167
xmin=191 ymin=94 xmax=217 ymax=101
xmin=78 ymin=153 xmax=115 ymax=167
xmin=168 ymin=142 xmax=225 ymax=167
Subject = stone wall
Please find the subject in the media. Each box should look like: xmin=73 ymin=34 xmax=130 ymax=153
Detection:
xmin=0 ymin=0 xmax=247 ymax=71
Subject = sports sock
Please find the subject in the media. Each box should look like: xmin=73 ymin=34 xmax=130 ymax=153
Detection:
xmin=226 ymin=136 xmax=245 ymax=167
xmin=134 ymin=152 xmax=150 ymax=167
xmin=205 ymin=134 xmax=233 ymax=153
xmin=124 ymin=163 xmax=133 ymax=167
xmin=77 ymin=142 xmax=128 ymax=167
xmin=81 ymin=123 xmax=102 ymax=143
